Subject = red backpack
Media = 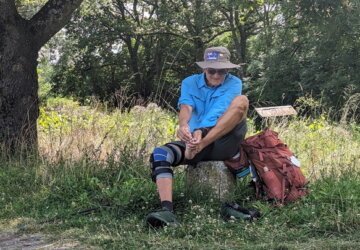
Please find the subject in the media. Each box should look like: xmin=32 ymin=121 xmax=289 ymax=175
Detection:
xmin=241 ymin=128 xmax=309 ymax=204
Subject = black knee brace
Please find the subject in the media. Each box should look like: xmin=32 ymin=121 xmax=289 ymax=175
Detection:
xmin=150 ymin=159 xmax=173 ymax=182
xmin=149 ymin=144 xmax=184 ymax=182
xmin=149 ymin=146 xmax=174 ymax=182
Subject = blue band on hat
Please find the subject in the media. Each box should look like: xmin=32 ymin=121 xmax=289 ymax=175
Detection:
xmin=206 ymin=51 xmax=220 ymax=61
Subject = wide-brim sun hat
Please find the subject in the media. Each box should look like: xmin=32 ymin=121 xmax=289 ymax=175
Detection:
xmin=196 ymin=46 xmax=240 ymax=69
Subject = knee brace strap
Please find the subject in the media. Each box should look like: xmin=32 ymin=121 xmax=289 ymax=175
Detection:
xmin=151 ymin=161 xmax=173 ymax=182
xmin=165 ymin=143 xmax=184 ymax=166
xmin=150 ymin=146 xmax=176 ymax=182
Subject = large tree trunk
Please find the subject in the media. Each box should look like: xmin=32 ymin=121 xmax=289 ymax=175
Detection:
xmin=0 ymin=0 xmax=83 ymax=154
xmin=0 ymin=15 xmax=39 ymax=153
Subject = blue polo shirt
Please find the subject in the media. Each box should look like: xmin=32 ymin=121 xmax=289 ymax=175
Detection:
xmin=178 ymin=73 xmax=242 ymax=132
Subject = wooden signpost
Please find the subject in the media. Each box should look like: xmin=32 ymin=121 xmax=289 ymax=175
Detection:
xmin=254 ymin=105 xmax=297 ymax=129
xmin=255 ymin=105 xmax=297 ymax=118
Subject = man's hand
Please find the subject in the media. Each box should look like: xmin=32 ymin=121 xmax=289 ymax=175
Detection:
xmin=177 ymin=124 xmax=193 ymax=142
xmin=186 ymin=129 xmax=202 ymax=149
xmin=184 ymin=129 xmax=205 ymax=160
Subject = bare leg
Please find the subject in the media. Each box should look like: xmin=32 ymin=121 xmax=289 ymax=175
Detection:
xmin=185 ymin=131 xmax=202 ymax=160
xmin=156 ymin=177 xmax=173 ymax=202
xmin=185 ymin=143 xmax=198 ymax=160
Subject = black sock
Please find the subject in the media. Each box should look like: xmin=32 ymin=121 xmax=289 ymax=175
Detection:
xmin=161 ymin=200 xmax=173 ymax=212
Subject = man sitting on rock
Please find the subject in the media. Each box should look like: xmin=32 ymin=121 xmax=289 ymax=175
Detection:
xmin=146 ymin=46 xmax=249 ymax=227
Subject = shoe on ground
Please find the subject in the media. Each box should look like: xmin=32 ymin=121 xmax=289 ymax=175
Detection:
xmin=145 ymin=208 xmax=180 ymax=228
xmin=221 ymin=202 xmax=261 ymax=221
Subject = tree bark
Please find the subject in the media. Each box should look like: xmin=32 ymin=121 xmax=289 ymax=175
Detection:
xmin=0 ymin=0 xmax=83 ymax=154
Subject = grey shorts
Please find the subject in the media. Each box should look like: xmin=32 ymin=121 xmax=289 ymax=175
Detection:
xmin=170 ymin=120 xmax=247 ymax=165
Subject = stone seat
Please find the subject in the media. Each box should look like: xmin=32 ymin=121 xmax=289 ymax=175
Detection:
xmin=185 ymin=161 xmax=236 ymax=201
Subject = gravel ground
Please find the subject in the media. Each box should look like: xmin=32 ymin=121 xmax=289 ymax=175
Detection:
xmin=0 ymin=232 xmax=86 ymax=250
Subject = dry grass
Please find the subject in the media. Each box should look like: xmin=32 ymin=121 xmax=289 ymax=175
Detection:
xmin=37 ymin=97 xmax=360 ymax=183
xmin=38 ymin=99 xmax=177 ymax=163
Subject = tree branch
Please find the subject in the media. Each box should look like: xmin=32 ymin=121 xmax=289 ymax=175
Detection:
xmin=135 ymin=30 xmax=189 ymax=40
xmin=203 ymin=29 xmax=231 ymax=44
xmin=29 ymin=0 xmax=83 ymax=49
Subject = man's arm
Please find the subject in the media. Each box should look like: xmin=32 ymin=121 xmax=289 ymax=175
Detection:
xmin=194 ymin=82 xmax=241 ymax=130
xmin=177 ymin=104 xmax=193 ymax=142
xmin=194 ymin=95 xmax=249 ymax=151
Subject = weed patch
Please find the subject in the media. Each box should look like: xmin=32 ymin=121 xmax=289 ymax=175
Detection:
xmin=1 ymin=101 xmax=360 ymax=249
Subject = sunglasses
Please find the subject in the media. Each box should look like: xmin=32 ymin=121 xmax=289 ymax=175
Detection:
xmin=207 ymin=68 xmax=228 ymax=75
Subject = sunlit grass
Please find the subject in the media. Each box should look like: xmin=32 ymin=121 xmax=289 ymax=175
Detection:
xmin=38 ymin=97 xmax=177 ymax=162
xmin=1 ymin=97 xmax=360 ymax=249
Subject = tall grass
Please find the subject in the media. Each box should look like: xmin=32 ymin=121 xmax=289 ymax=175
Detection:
xmin=1 ymin=97 xmax=360 ymax=249
xmin=37 ymin=97 xmax=177 ymax=162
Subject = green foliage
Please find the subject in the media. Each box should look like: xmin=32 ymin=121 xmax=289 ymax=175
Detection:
xmin=247 ymin=0 xmax=360 ymax=116
xmin=38 ymin=58 xmax=56 ymax=103
xmin=15 ymin=0 xmax=47 ymax=19
xmin=47 ymin=0 xmax=245 ymax=106
xmin=38 ymin=0 xmax=359 ymax=119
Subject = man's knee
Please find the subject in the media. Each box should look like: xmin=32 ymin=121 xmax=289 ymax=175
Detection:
xmin=149 ymin=144 xmax=183 ymax=182
xmin=231 ymin=95 xmax=249 ymax=111
xmin=230 ymin=95 xmax=249 ymax=120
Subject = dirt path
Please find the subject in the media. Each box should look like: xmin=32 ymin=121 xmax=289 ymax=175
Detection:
xmin=0 ymin=232 xmax=84 ymax=249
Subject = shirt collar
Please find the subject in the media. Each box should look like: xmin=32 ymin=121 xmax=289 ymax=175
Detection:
xmin=197 ymin=72 xmax=229 ymax=89
xmin=197 ymin=73 xmax=207 ymax=89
